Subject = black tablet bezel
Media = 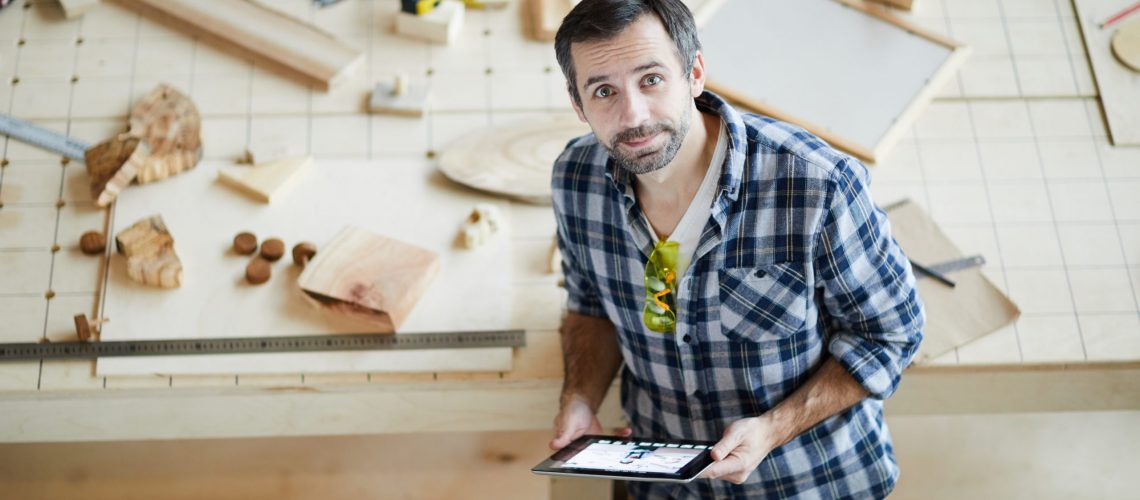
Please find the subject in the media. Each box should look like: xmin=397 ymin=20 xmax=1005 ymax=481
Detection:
xmin=531 ymin=435 xmax=717 ymax=483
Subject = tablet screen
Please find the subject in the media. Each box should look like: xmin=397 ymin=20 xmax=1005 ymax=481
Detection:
xmin=532 ymin=435 xmax=717 ymax=483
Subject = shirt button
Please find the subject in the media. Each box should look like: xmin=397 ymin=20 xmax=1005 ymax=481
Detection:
xmin=682 ymin=334 xmax=693 ymax=344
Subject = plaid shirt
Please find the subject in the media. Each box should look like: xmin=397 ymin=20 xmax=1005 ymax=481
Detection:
xmin=552 ymin=91 xmax=925 ymax=499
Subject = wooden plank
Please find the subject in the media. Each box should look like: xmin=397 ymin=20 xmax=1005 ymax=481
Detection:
xmin=700 ymin=0 xmax=969 ymax=164
xmin=1074 ymin=0 xmax=1140 ymax=145
xmin=217 ymin=156 xmax=311 ymax=204
xmin=107 ymin=0 xmax=363 ymax=92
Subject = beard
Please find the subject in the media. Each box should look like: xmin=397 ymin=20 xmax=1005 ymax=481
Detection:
xmin=603 ymin=101 xmax=692 ymax=176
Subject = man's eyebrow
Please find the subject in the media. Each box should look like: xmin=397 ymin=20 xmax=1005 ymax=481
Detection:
xmin=581 ymin=61 xmax=667 ymax=90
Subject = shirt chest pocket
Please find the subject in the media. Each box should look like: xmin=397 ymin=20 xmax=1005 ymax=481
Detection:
xmin=718 ymin=263 xmax=811 ymax=342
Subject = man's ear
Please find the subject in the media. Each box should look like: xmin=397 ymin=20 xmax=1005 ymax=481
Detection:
xmin=689 ymin=51 xmax=707 ymax=98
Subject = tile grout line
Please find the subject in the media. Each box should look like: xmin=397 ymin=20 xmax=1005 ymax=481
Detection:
xmin=937 ymin=4 xmax=1022 ymax=363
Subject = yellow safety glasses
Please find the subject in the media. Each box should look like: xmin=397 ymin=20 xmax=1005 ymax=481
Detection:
xmin=643 ymin=240 xmax=679 ymax=333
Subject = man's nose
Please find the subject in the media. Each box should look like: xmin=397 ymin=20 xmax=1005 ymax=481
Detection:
xmin=618 ymin=91 xmax=651 ymax=129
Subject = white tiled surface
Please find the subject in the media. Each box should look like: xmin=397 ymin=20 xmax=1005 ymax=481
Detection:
xmin=0 ymin=0 xmax=1137 ymax=394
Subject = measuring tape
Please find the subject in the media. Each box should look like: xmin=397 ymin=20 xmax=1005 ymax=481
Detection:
xmin=0 ymin=113 xmax=91 ymax=162
xmin=0 ymin=330 xmax=526 ymax=362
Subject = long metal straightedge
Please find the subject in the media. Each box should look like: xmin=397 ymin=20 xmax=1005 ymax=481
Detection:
xmin=0 ymin=330 xmax=527 ymax=362
xmin=0 ymin=112 xmax=91 ymax=162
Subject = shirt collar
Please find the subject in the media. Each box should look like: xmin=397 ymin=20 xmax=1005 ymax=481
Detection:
xmin=603 ymin=90 xmax=746 ymax=206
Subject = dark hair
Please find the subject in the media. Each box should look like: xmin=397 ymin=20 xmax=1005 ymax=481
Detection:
xmin=554 ymin=0 xmax=701 ymax=108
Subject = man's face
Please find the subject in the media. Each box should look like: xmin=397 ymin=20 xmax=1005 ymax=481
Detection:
xmin=569 ymin=15 xmax=704 ymax=176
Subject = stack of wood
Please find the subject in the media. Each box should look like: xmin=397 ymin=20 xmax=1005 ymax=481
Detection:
xmin=86 ymin=83 xmax=203 ymax=207
xmin=115 ymin=215 xmax=183 ymax=289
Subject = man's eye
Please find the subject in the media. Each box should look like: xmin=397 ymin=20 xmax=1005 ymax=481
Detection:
xmin=644 ymin=75 xmax=662 ymax=86
xmin=594 ymin=86 xmax=613 ymax=98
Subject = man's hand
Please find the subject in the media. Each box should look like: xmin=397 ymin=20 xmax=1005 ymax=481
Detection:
xmin=549 ymin=394 xmax=631 ymax=450
xmin=701 ymin=417 xmax=776 ymax=484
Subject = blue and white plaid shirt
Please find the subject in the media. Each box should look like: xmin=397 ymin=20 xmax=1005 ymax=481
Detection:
xmin=552 ymin=91 xmax=925 ymax=499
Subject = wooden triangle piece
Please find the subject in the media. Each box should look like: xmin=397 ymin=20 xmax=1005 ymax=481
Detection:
xmin=217 ymin=155 xmax=311 ymax=204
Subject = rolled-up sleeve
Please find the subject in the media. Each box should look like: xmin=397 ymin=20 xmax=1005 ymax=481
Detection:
xmin=555 ymin=221 xmax=607 ymax=319
xmin=812 ymin=158 xmax=925 ymax=400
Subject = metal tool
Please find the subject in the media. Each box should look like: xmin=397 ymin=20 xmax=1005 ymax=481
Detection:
xmin=0 ymin=113 xmax=91 ymax=162
xmin=0 ymin=330 xmax=526 ymax=362
xmin=911 ymin=260 xmax=956 ymax=288
xmin=925 ymin=254 xmax=985 ymax=275
xmin=911 ymin=255 xmax=987 ymax=288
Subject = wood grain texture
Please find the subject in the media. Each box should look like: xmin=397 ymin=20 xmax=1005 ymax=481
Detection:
xmin=298 ymin=226 xmax=440 ymax=331
xmin=107 ymin=0 xmax=363 ymax=91
xmin=438 ymin=114 xmax=588 ymax=204
xmin=127 ymin=84 xmax=202 ymax=184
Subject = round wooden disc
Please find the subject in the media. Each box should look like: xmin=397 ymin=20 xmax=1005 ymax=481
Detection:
xmin=1113 ymin=19 xmax=1140 ymax=73
xmin=438 ymin=115 xmax=590 ymax=205
xmin=79 ymin=231 xmax=106 ymax=255
xmin=260 ymin=238 xmax=286 ymax=262
xmin=245 ymin=258 xmax=272 ymax=285
xmin=233 ymin=232 xmax=258 ymax=255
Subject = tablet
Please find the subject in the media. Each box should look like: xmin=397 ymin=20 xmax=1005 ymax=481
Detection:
xmin=531 ymin=435 xmax=717 ymax=483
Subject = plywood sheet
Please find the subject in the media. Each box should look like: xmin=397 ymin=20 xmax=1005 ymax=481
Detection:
xmin=885 ymin=200 xmax=1020 ymax=364
xmin=1074 ymin=0 xmax=1140 ymax=145
xmin=96 ymin=159 xmax=514 ymax=376
xmin=700 ymin=0 xmax=968 ymax=163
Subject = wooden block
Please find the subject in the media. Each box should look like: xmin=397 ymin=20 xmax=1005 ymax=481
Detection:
xmin=108 ymin=0 xmax=364 ymax=91
xmin=525 ymin=0 xmax=570 ymax=42
xmin=128 ymin=83 xmax=202 ymax=184
xmin=115 ymin=215 xmax=182 ymax=288
xmin=84 ymin=134 xmax=146 ymax=208
xmin=297 ymin=226 xmax=440 ymax=332
xmin=459 ymin=203 xmax=503 ymax=249
xmin=217 ymin=155 xmax=311 ymax=204
xmin=395 ymin=0 xmax=465 ymax=45
xmin=369 ymin=76 xmax=430 ymax=117
xmin=57 ymin=0 xmax=100 ymax=18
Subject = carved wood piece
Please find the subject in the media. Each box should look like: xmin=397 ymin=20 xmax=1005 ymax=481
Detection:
xmin=115 ymin=215 xmax=182 ymax=288
xmin=128 ymin=83 xmax=203 ymax=184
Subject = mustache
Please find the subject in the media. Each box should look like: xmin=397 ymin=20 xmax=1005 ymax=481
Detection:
xmin=613 ymin=123 xmax=673 ymax=145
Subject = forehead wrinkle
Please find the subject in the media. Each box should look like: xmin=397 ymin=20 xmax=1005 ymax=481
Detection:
xmin=574 ymin=38 xmax=671 ymax=90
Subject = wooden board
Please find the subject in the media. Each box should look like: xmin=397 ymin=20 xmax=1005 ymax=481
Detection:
xmin=700 ymin=0 xmax=969 ymax=163
xmin=1074 ymin=0 xmax=1140 ymax=145
xmin=885 ymin=200 xmax=1021 ymax=364
xmin=438 ymin=114 xmax=588 ymax=205
xmin=96 ymin=158 xmax=515 ymax=376
xmin=297 ymin=226 xmax=441 ymax=331
xmin=107 ymin=0 xmax=364 ymax=92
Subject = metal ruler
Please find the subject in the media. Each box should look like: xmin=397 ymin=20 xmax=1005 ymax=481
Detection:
xmin=0 ymin=330 xmax=526 ymax=362
xmin=924 ymin=255 xmax=985 ymax=275
xmin=0 ymin=113 xmax=91 ymax=162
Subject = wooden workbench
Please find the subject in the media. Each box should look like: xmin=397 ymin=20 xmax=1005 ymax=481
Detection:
xmin=1 ymin=0 xmax=1138 ymax=449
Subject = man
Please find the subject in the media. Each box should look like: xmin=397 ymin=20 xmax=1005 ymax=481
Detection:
xmin=547 ymin=0 xmax=926 ymax=498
